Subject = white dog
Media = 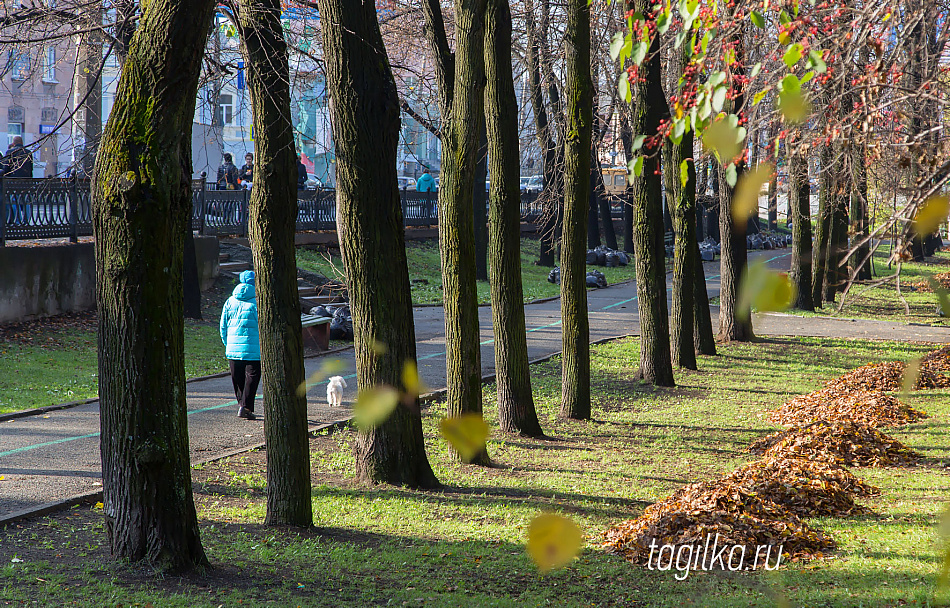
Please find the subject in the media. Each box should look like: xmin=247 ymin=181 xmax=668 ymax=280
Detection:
xmin=326 ymin=376 xmax=347 ymax=407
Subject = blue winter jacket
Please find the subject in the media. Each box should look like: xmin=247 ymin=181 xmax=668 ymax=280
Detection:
xmin=416 ymin=173 xmax=436 ymax=193
xmin=220 ymin=270 xmax=261 ymax=361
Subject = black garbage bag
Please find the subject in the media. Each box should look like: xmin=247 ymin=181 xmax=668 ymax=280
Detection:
xmin=586 ymin=270 xmax=608 ymax=289
xmin=309 ymin=305 xmax=332 ymax=319
xmin=547 ymin=267 xmax=561 ymax=285
xmin=586 ymin=249 xmax=599 ymax=265
xmin=615 ymin=251 xmax=630 ymax=266
xmin=605 ymin=251 xmax=621 ymax=268
xmin=329 ymin=304 xmax=354 ymax=341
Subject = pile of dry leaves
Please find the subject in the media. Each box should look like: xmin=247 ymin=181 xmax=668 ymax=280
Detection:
xmin=912 ymin=271 xmax=950 ymax=293
xmin=722 ymin=456 xmax=878 ymax=517
xmin=922 ymin=345 xmax=950 ymax=374
xmin=749 ymin=420 xmax=921 ymax=467
xmin=768 ymin=388 xmax=928 ymax=428
xmin=825 ymin=362 xmax=950 ymax=392
xmin=602 ymin=480 xmax=837 ymax=566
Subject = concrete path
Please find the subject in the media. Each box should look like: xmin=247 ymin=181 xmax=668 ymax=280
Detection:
xmin=2 ymin=249 xmax=948 ymax=522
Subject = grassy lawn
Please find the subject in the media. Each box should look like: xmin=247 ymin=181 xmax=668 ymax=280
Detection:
xmin=799 ymin=246 xmax=950 ymax=326
xmin=0 ymin=276 xmax=242 ymax=416
xmin=2 ymin=336 xmax=948 ymax=607
xmin=296 ymin=237 xmax=638 ymax=305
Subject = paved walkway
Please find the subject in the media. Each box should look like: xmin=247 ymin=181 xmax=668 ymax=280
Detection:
xmin=2 ymin=250 xmax=948 ymax=521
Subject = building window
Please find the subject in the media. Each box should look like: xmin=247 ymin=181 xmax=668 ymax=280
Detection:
xmin=8 ymin=122 xmax=24 ymax=148
xmin=43 ymin=46 xmax=57 ymax=82
xmin=8 ymin=51 xmax=30 ymax=81
xmin=216 ymin=94 xmax=234 ymax=126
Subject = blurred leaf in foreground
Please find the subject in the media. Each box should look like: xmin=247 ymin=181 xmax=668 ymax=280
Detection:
xmin=527 ymin=513 xmax=584 ymax=573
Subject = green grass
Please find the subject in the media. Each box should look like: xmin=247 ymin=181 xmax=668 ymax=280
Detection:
xmin=296 ymin=238 xmax=638 ymax=305
xmin=0 ymin=322 xmax=228 ymax=415
xmin=2 ymin=336 xmax=948 ymax=607
xmin=797 ymin=246 xmax=950 ymax=326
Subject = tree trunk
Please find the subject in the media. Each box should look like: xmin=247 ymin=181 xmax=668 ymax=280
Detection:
xmin=664 ymin=43 xmax=698 ymax=369
xmin=524 ymin=0 xmax=560 ymax=267
xmin=789 ymin=146 xmax=814 ymax=311
xmin=318 ymin=0 xmax=439 ymax=488
xmin=474 ymin=127 xmax=489 ymax=282
xmin=850 ymin=143 xmax=872 ymax=280
xmin=587 ymin=147 xmax=601 ymax=249
xmin=665 ymin=137 xmax=696 ymax=369
xmin=628 ymin=0 xmax=674 ymax=385
xmin=485 ymin=0 xmax=543 ymax=438
xmin=716 ymin=24 xmax=754 ymax=343
xmin=812 ymin=145 xmax=833 ymax=306
xmin=436 ymin=0 xmax=490 ymax=463
xmin=767 ymin=124 xmax=779 ymax=231
xmin=559 ymin=0 xmax=592 ymax=420
xmin=692 ymin=238 xmax=717 ymax=355
xmin=596 ymin=170 xmax=618 ymax=250
xmin=238 ymin=0 xmax=312 ymax=527
xmin=93 ymin=0 xmax=215 ymax=572
xmin=619 ymin=114 xmax=635 ymax=254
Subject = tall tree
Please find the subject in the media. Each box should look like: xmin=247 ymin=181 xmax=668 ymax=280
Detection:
xmin=422 ymin=0 xmax=491 ymax=463
xmin=628 ymin=0 xmax=674 ymax=384
xmin=485 ymin=0 xmax=544 ymax=437
xmin=789 ymin=142 xmax=814 ymax=311
xmin=811 ymin=144 xmax=833 ymax=306
xmin=93 ymin=0 xmax=215 ymax=571
xmin=318 ymin=0 xmax=439 ymax=488
xmin=664 ymin=42 xmax=698 ymax=370
xmin=524 ymin=0 xmax=562 ymax=267
xmin=473 ymin=130 xmax=490 ymax=281
xmin=716 ymin=19 xmax=754 ymax=342
xmin=850 ymin=142 xmax=871 ymax=281
xmin=560 ymin=0 xmax=593 ymax=420
xmin=237 ymin=0 xmax=312 ymax=526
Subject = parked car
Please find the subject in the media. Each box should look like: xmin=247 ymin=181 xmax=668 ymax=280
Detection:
xmin=521 ymin=175 xmax=543 ymax=194
xmin=397 ymin=176 xmax=417 ymax=191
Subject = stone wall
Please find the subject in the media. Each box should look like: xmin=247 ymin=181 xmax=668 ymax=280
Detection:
xmin=0 ymin=237 xmax=219 ymax=323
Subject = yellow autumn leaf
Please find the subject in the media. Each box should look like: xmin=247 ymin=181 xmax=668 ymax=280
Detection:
xmin=738 ymin=260 xmax=797 ymax=320
xmin=0 ymin=475 xmax=4 ymax=481
xmin=353 ymin=386 xmax=400 ymax=431
xmin=297 ymin=359 xmax=347 ymax=397
xmin=930 ymin=277 xmax=950 ymax=318
xmin=94 ymin=502 xmax=103 ymax=509
xmin=702 ymin=116 xmax=742 ymax=162
xmin=732 ymin=163 xmax=773 ymax=226
xmin=439 ymin=413 xmax=490 ymax=463
xmin=401 ymin=360 xmax=428 ymax=398
xmin=526 ymin=513 xmax=584 ymax=573
xmin=370 ymin=339 xmax=389 ymax=355
xmin=914 ymin=195 xmax=950 ymax=235
xmin=901 ymin=358 xmax=921 ymax=401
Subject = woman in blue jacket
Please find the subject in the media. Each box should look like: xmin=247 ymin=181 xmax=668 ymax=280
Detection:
xmin=220 ymin=270 xmax=262 ymax=420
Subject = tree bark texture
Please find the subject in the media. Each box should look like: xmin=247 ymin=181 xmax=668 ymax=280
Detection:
xmin=716 ymin=24 xmax=753 ymax=342
xmin=665 ymin=136 xmax=697 ymax=369
xmin=619 ymin=113 xmax=635 ymax=254
xmin=628 ymin=0 xmax=674 ymax=384
xmin=850 ymin=143 xmax=871 ymax=281
xmin=437 ymin=0 xmax=490 ymax=463
xmin=789 ymin=146 xmax=814 ymax=311
xmin=473 ymin=127 xmax=489 ymax=282
xmin=692 ymin=238 xmax=717 ymax=355
xmin=318 ymin=0 xmax=439 ymax=488
xmin=559 ymin=0 xmax=593 ymax=420
xmin=92 ymin=0 xmax=215 ymax=572
xmin=238 ymin=0 xmax=313 ymax=527
xmin=811 ymin=145 xmax=833 ymax=306
xmin=485 ymin=0 xmax=543 ymax=437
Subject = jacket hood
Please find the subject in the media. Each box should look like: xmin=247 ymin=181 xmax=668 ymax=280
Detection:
xmin=239 ymin=270 xmax=255 ymax=285
xmin=232 ymin=282 xmax=255 ymax=302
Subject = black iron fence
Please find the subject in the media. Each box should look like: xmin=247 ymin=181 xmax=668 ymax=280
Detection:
xmin=1 ymin=177 xmax=551 ymax=245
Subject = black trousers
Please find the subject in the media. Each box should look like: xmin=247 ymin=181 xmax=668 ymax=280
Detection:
xmin=229 ymin=359 xmax=261 ymax=412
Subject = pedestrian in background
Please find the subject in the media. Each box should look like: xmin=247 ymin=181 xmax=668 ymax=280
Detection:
xmin=217 ymin=153 xmax=240 ymax=190
xmin=416 ymin=169 xmax=436 ymax=193
xmin=239 ymin=153 xmax=254 ymax=187
xmin=220 ymin=270 xmax=261 ymax=420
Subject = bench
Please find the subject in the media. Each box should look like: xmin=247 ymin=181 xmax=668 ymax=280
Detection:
xmin=301 ymin=314 xmax=332 ymax=351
